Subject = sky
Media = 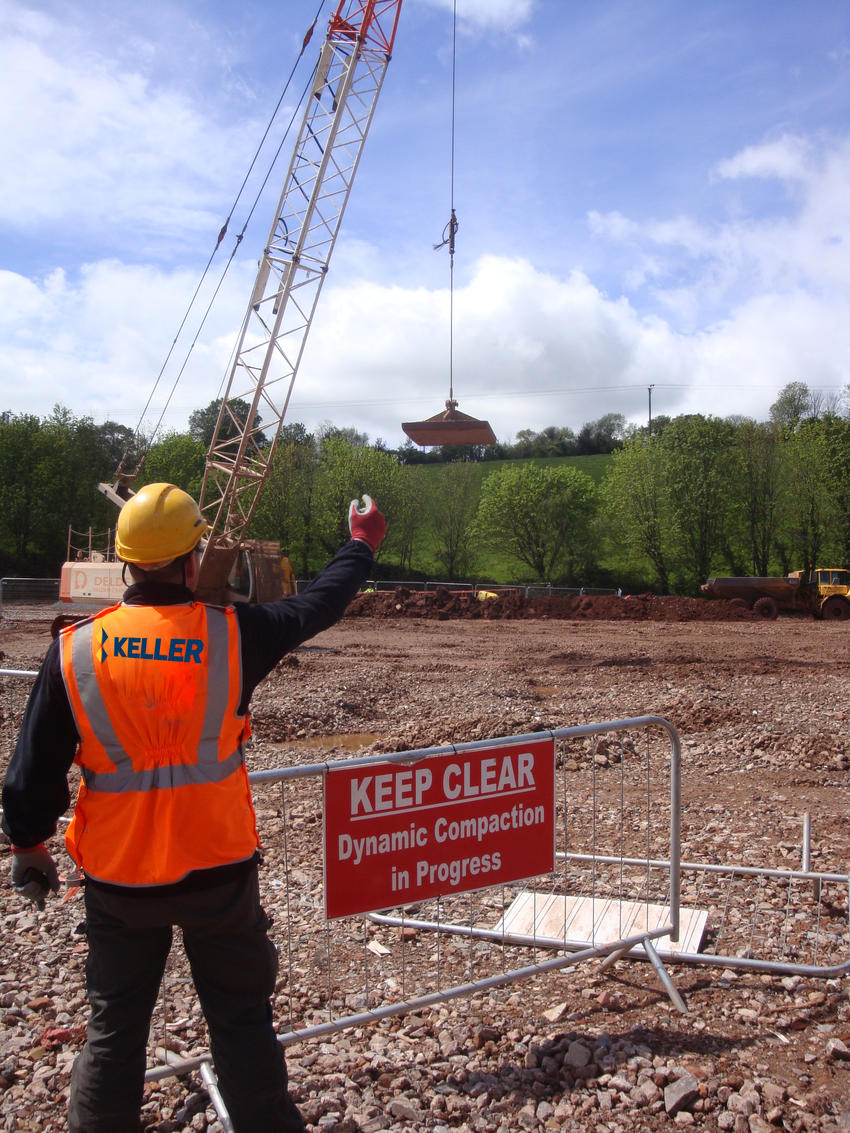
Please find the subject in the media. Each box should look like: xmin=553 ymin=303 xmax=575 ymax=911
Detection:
xmin=2 ymin=0 xmax=850 ymax=451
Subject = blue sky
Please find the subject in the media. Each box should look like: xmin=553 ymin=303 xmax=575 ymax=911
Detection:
xmin=1 ymin=0 xmax=849 ymax=449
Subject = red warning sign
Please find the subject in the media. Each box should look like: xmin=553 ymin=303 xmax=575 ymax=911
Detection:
xmin=323 ymin=737 xmax=556 ymax=919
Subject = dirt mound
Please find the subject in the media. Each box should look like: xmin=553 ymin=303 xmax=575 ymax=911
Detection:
xmin=346 ymin=587 xmax=758 ymax=622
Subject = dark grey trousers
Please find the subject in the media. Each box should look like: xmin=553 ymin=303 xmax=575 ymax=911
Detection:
xmin=67 ymin=867 xmax=306 ymax=1133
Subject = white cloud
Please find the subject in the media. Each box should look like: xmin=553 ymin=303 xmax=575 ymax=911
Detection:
xmin=1 ymin=243 xmax=847 ymax=450
xmin=300 ymin=252 xmax=849 ymax=441
xmin=0 ymin=259 xmax=252 ymax=432
xmin=712 ymin=135 xmax=810 ymax=182
xmin=418 ymin=0 xmax=536 ymax=37
xmin=0 ymin=4 xmax=262 ymax=252
xmin=692 ymin=291 xmax=848 ymax=396
xmin=589 ymin=133 xmax=850 ymax=320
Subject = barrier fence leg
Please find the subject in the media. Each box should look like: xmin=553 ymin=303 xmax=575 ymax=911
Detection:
xmin=598 ymin=943 xmax=631 ymax=972
xmin=200 ymin=1060 xmax=235 ymax=1133
xmin=642 ymin=938 xmax=688 ymax=1014
xmin=599 ymin=938 xmax=688 ymax=1014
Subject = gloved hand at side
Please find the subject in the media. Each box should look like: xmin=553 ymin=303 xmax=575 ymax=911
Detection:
xmin=11 ymin=844 xmax=60 ymax=910
xmin=348 ymin=495 xmax=386 ymax=552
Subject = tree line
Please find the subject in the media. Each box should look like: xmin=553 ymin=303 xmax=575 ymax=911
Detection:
xmin=2 ymin=382 xmax=849 ymax=593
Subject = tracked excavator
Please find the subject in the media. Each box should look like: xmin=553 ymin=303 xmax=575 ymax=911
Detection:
xmin=55 ymin=1 xmax=403 ymax=633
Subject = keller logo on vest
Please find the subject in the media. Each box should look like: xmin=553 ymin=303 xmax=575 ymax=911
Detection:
xmin=99 ymin=628 xmax=204 ymax=664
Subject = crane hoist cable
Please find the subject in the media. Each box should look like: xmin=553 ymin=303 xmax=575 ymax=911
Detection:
xmin=116 ymin=1 xmax=329 ymax=480
xmin=401 ymin=0 xmax=495 ymax=448
xmin=432 ymin=0 xmax=459 ymax=402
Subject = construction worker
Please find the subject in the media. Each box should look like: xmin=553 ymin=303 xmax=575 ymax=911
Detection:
xmin=2 ymin=482 xmax=386 ymax=1133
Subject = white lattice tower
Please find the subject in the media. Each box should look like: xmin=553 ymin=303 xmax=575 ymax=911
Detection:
xmin=199 ymin=2 xmax=402 ymax=584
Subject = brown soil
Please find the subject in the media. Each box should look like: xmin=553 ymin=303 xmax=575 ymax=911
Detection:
xmin=346 ymin=588 xmax=760 ymax=624
xmin=2 ymin=602 xmax=850 ymax=1132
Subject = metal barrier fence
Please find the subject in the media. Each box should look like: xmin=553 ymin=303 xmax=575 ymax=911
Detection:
xmin=0 ymin=576 xmax=60 ymax=614
xmin=576 ymin=853 xmax=850 ymax=979
xmin=366 ymin=580 xmax=622 ymax=597
xmin=0 ymin=576 xmax=619 ymax=610
xmin=137 ymin=717 xmax=850 ymax=1126
xmin=143 ymin=715 xmax=684 ymax=1099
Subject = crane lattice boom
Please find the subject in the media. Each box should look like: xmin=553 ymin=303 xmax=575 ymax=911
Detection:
xmin=198 ymin=0 xmax=402 ymax=597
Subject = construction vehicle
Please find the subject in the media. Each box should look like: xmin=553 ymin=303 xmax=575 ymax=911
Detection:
xmin=701 ymin=568 xmax=850 ymax=621
xmin=58 ymin=533 xmax=295 ymax=611
xmin=55 ymin=1 xmax=402 ymax=629
xmin=58 ymin=477 xmax=297 ymax=614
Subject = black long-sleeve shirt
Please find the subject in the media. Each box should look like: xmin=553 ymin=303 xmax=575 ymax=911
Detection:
xmin=2 ymin=540 xmax=373 ymax=853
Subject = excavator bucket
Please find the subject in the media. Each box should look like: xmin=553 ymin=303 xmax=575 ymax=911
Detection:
xmin=402 ymin=400 xmax=496 ymax=447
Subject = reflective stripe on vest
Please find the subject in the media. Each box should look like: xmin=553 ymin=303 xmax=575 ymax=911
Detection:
xmin=67 ymin=605 xmax=242 ymax=792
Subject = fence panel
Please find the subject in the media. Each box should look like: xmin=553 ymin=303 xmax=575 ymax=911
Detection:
xmin=143 ymin=715 xmax=682 ymax=1088
xmin=583 ymin=855 xmax=850 ymax=978
xmin=0 ymin=576 xmax=60 ymax=613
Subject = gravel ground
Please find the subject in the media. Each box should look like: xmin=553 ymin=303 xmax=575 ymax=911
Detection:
xmin=1 ymin=600 xmax=850 ymax=1132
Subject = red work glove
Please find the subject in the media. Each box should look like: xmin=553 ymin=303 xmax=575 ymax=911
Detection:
xmin=11 ymin=844 xmax=60 ymax=910
xmin=348 ymin=494 xmax=386 ymax=552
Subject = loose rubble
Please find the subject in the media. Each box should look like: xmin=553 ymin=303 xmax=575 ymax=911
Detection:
xmin=346 ymin=588 xmax=759 ymax=623
xmin=2 ymin=607 xmax=850 ymax=1131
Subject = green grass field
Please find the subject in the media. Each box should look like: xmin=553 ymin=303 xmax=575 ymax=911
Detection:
xmin=405 ymin=454 xmax=615 ymax=585
xmin=478 ymin=453 xmax=613 ymax=483
xmin=416 ymin=452 xmax=612 ymax=488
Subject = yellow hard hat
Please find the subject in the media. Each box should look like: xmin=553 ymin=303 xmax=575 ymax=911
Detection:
xmin=115 ymin=483 xmax=208 ymax=567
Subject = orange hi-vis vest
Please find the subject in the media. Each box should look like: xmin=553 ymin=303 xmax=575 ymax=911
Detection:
xmin=59 ymin=601 xmax=260 ymax=887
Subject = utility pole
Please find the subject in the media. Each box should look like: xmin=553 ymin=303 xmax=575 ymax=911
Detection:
xmin=648 ymin=384 xmax=654 ymax=437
